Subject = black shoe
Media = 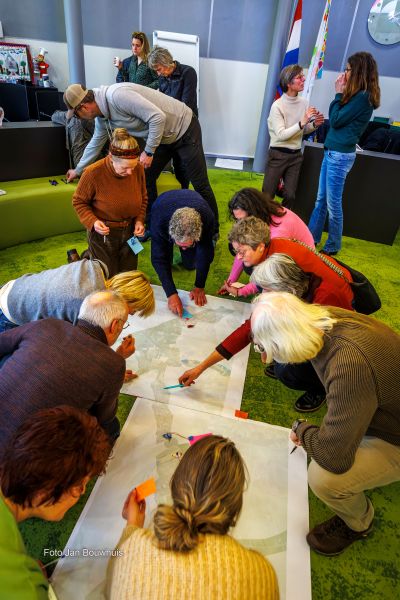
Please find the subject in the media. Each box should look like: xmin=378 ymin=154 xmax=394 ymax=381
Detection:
xmin=264 ymin=364 xmax=277 ymax=379
xmin=307 ymin=515 xmax=373 ymax=556
xmin=294 ymin=391 xmax=326 ymax=412
xmin=320 ymin=249 xmax=338 ymax=257
xmin=67 ymin=248 xmax=80 ymax=263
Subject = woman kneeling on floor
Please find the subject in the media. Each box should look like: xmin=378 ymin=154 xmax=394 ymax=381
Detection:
xmin=107 ymin=435 xmax=279 ymax=600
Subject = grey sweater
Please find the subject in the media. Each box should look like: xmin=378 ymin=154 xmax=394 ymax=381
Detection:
xmin=75 ymin=83 xmax=193 ymax=175
xmin=6 ymin=259 xmax=108 ymax=325
xmin=297 ymin=308 xmax=400 ymax=474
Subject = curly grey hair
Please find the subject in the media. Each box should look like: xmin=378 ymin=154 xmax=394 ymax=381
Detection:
xmin=228 ymin=216 xmax=270 ymax=249
xmin=148 ymin=46 xmax=175 ymax=70
xmin=169 ymin=208 xmax=202 ymax=243
xmin=251 ymin=253 xmax=310 ymax=297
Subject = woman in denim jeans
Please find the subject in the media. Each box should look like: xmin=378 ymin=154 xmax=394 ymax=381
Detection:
xmin=308 ymin=52 xmax=380 ymax=255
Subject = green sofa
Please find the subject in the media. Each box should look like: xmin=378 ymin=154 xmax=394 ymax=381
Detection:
xmin=0 ymin=173 xmax=180 ymax=250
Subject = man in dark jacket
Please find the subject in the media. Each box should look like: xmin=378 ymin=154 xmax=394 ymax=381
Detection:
xmin=148 ymin=47 xmax=198 ymax=189
xmin=151 ymin=189 xmax=215 ymax=317
xmin=0 ymin=290 xmax=133 ymax=455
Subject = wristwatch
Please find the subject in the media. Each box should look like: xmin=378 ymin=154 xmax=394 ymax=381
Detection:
xmin=144 ymin=151 xmax=153 ymax=157
xmin=292 ymin=419 xmax=307 ymax=434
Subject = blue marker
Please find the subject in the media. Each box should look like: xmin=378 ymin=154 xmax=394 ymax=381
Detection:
xmin=182 ymin=308 xmax=193 ymax=319
xmin=162 ymin=384 xmax=184 ymax=390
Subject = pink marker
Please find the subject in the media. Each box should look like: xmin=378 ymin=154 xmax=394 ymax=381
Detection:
xmin=188 ymin=433 xmax=213 ymax=445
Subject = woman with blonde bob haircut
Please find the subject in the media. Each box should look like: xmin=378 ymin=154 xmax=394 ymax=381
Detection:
xmin=0 ymin=261 xmax=154 ymax=333
xmin=251 ymin=292 xmax=336 ymax=365
xmin=107 ymin=435 xmax=279 ymax=599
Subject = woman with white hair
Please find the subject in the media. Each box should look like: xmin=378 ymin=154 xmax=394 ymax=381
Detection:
xmin=179 ymin=251 xmax=355 ymax=412
xmin=251 ymin=292 xmax=400 ymax=557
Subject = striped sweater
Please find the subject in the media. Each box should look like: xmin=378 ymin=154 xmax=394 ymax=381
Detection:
xmin=297 ymin=308 xmax=400 ymax=474
xmin=107 ymin=526 xmax=279 ymax=600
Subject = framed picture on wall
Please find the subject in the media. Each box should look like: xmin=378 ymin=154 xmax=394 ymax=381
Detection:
xmin=0 ymin=42 xmax=33 ymax=83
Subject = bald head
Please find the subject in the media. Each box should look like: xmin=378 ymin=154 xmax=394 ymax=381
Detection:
xmin=78 ymin=291 xmax=128 ymax=330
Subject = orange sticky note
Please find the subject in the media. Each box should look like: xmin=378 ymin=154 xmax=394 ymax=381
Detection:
xmin=235 ymin=409 xmax=248 ymax=419
xmin=136 ymin=477 xmax=156 ymax=502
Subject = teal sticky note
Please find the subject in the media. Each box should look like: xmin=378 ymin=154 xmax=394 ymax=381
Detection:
xmin=127 ymin=236 xmax=144 ymax=255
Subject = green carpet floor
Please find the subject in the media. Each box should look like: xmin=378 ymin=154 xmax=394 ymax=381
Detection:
xmin=1 ymin=168 xmax=399 ymax=599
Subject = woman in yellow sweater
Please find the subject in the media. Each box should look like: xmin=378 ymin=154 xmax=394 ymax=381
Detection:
xmin=107 ymin=435 xmax=279 ymax=600
xmin=72 ymin=128 xmax=148 ymax=277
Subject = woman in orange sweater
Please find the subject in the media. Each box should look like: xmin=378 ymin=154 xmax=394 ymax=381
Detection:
xmin=72 ymin=128 xmax=147 ymax=277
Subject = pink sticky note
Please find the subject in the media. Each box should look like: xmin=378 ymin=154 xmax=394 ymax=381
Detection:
xmin=188 ymin=433 xmax=213 ymax=445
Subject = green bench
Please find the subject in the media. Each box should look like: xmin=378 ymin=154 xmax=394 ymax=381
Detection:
xmin=0 ymin=173 xmax=180 ymax=250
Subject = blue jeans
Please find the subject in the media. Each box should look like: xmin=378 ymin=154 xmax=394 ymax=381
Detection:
xmin=308 ymin=150 xmax=356 ymax=253
xmin=0 ymin=309 xmax=18 ymax=334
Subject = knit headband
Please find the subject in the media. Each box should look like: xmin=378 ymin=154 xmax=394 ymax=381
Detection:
xmin=110 ymin=145 xmax=140 ymax=158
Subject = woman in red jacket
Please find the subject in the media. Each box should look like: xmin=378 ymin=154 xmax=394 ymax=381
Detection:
xmin=179 ymin=217 xmax=355 ymax=412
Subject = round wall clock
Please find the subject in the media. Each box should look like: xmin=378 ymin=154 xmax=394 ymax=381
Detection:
xmin=368 ymin=0 xmax=400 ymax=45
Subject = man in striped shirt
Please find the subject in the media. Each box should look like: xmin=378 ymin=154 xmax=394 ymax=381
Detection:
xmin=251 ymin=292 xmax=400 ymax=556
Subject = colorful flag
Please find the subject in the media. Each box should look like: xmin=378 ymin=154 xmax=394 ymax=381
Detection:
xmin=276 ymin=0 xmax=303 ymax=98
xmin=302 ymin=0 xmax=332 ymax=102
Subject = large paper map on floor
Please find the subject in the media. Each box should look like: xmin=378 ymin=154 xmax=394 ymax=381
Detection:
xmin=52 ymin=398 xmax=311 ymax=600
xmin=116 ymin=285 xmax=252 ymax=416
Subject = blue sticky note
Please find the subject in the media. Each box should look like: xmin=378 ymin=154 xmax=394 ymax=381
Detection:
xmin=182 ymin=308 xmax=193 ymax=319
xmin=127 ymin=236 xmax=144 ymax=255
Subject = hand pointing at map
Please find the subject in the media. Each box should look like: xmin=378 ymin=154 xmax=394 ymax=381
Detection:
xmin=179 ymin=350 xmax=225 ymax=386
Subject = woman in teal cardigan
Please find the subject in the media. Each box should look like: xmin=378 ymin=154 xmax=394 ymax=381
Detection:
xmin=308 ymin=52 xmax=380 ymax=255
xmin=115 ymin=31 xmax=159 ymax=88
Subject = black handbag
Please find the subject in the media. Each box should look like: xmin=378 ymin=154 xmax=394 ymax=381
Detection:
xmin=333 ymin=258 xmax=381 ymax=315
xmin=290 ymin=240 xmax=382 ymax=315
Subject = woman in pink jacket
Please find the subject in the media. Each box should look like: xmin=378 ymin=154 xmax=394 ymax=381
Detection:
xmin=218 ymin=188 xmax=314 ymax=297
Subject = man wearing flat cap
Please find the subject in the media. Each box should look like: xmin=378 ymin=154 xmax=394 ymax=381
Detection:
xmin=63 ymin=83 xmax=219 ymax=238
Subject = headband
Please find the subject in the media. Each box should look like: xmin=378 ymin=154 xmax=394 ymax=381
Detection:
xmin=110 ymin=145 xmax=140 ymax=158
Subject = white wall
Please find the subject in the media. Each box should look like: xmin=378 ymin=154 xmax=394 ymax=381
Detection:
xmin=199 ymin=58 xmax=268 ymax=158
xmin=5 ymin=37 xmax=400 ymax=157
xmin=309 ymin=70 xmax=400 ymax=122
xmin=4 ymin=36 xmax=69 ymax=90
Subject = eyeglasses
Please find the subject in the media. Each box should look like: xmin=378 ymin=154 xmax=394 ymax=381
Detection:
xmin=344 ymin=68 xmax=352 ymax=73
xmin=234 ymin=246 xmax=251 ymax=258
xmin=122 ymin=321 xmax=130 ymax=330
xmin=253 ymin=342 xmax=265 ymax=354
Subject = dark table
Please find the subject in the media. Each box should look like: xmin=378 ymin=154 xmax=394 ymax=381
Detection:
xmin=294 ymin=142 xmax=400 ymax=245
xmin=0 ymin=121 xmax=69 ymax=181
